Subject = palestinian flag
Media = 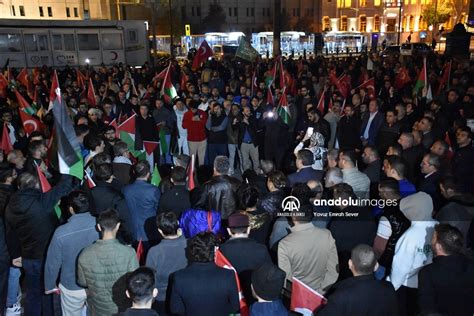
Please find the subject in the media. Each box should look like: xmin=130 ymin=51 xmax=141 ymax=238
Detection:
xmin=117 ymin=114 xmax=144 ymax=159
xmin=143 ymin=140 xmax=159 ymax=172
xmin=35 ymin=162 xmax=62 ymax=219
xmin=161 ymin=63 xmax=177 ymax=104
xmin=414 ymin=58 xmax=427 ymax=95
xmin=265 ymin=60 xmax=277 ymax=88
xmin=52 ymin=98 xmax=83 ymax=180
xmin=14 ymin=89 xmax=36 ymax=116
xmin=276 ymin=87 xmax=290 ymax=124
xmin=109 ymin=119 xmax=119 ymax=138
xmin=151 ymin=164 xmax=161 ymax=187
xmin=266 ymin=86 xmax=274 ymax=106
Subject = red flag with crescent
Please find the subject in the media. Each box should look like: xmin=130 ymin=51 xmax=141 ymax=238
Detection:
xmin=19 ymin=110 xmax=44 ymax=136
xmin=192 ymin=40 xmax=214 ymax=70
xmin=357 ymin=78 xmax=375 ymax=99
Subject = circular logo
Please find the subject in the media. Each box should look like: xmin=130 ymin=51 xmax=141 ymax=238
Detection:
xmin=281 ymin=196 xmax=301 ymax=213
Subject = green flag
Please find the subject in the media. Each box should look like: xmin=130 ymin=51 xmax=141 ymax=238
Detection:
xmin=236 ymin=37 xmax=260 ymax=62
xmin=151 ymin=164 xmax=161 ymax=187
xmin=159 ymin=129 xmax=168 ymax=157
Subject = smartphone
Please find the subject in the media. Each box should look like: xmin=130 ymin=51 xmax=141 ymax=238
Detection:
xmin=307 ymin=127 xmax=314 ymax=137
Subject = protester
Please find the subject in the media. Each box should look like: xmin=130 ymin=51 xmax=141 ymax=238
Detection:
xmin=77 ymin=208 xmax=139 ymax=315
xmin=146 ymin=212 xmax=187 ymax=314
xmin=317 ymin=244 xmax=399 ymax=316
xmin=169 ymin=232 xmax=240 ymax=316
xmin=418 ymin=224 xmax=474 ymax=315
xmin=120 ymin=267 xmax=159 ymax=316
xmin=44 ymin=191 xmax=99 ymax=316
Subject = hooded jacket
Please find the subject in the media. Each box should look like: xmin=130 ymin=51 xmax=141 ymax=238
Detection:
xmin=388 ymin=192 xmax=438 ymax=290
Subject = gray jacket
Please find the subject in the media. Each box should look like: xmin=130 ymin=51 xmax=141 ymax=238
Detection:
xmin=44 ymin=212 xmax=99 ymax=291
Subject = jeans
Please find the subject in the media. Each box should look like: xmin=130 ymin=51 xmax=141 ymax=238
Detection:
xmin=6 ymin=267 xmax=21 ymax=307
xmin=207 ymin=143 xmax=228 ymax=167
xmin=23 ymin=259 xmax=52 ymax=316
xmin=227 ymin=144 xmax=241 ymax=173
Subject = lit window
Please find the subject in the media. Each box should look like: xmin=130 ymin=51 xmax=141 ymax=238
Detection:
xmin=360 ymin=0 xmax=367 ymax=7
xmin=341 ymin=16 xmax=348 ymax=31
xmin=359 ymin=15 xmax=367 ymax=32
xmin=374 ymin=15 xmax=380 ymax=32
xmin=375 ymin=0 xmax=381 ymax=6
xmin=323 ymin=16 xmax=330 ymax=31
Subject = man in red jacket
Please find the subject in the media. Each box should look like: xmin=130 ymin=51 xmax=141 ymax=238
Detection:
xmin=182 ymin=100 xmax=208 ymax=166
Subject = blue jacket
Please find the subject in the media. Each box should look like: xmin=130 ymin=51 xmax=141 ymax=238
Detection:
xmin=44 ymin=213 xmax=99 ymax=291
xmin=179 ymin=209 xmax=222 ymax=238
xmin=250 ymin=300 xmax=289 ymax=316
xmin=287 ymin=167 xmax=324 ymax=186
xmin=360 ymin=111 xmax=384 ymax=146
xmin=122 ymin=180 xmax=161 ymax=242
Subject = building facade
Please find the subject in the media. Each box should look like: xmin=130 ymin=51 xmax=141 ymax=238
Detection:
xmin=0 ymin=0 xmax=111 ymax=20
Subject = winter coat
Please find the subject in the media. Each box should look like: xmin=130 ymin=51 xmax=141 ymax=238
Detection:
xmin=77 ymin=239 xmax=139 ymax=316
xmin=5 ymin=175 xmax=76 ymax=259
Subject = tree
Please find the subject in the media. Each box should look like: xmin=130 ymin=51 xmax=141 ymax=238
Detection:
xmin=422 ymin=2 xmax=453 ymax=26
xmin=201 ymin=4 xmax=226 ymax=32
xmin=294 ymin=14 xmax=314 ymax=32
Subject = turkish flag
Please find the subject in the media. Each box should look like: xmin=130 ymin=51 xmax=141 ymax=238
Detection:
xmin=395 ymin=67 xmax=411 ymax=90
xmin=290 ymin=277 xmax=327 ymax=315
xmin=358 ymin=78 xmax=375 ymax=99
xmin=136 ymin=239 xmax=144 ymax=265
xmin=0 ymin=123 xmax=13 ymax=154
xmin=187 ymin=154 xmax=196 ymax=191
xmin=192 ymin=40 xmax=214 ymax=70
xmin=19 ymin=110 xmax=44 ymax=136
xmin=16 ymin=68 xmax=29 ymax=87
xmin=215 ymin=249 xmax=249 ymax=316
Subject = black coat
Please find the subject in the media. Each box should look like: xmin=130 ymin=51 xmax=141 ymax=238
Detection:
xmin=237 ymin=116 xmax=259 ymax=147
xmin=158 ymin=184 xmax=191 ymax=217
xmin=418 ymin=171 xmax=443 ymax=212
xmin=0 ymin=184 xmax=19 ymax=260
xmin=453 ymin=143 xmax=474 ymax=193
xmin=328 ymin=206 xmax=377 ymax=280
xmin=220 ymin=237 xmax=272 ymax=304
xmin=205 ymin=175 xmax=240 ymax=220
xmin=418 ymin=254 xmax=474 ymax=316
xmin=5 ymin=175 xmax=76 ymax=259
xmin=401 ymin=145 xmax=425 ymax=184
xmin=170 ymin=262 xmax=240 ymax=316
xmin=90 ymin=180 xmax=133 ymax=243
xmin=317 ymin=275 xmax=399 ymax=316
xmin=337 ymin=115 xmax=362 ymax=151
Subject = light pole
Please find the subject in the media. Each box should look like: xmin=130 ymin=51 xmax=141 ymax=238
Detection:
xmin=273 ymin=0 xmax=281 ymax=57
xmin=397 ymin=0 xmax=402 ymax=45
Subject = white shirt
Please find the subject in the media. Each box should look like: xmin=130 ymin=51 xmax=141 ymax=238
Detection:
xmin=363 ymin=111 xmax=377 ymax=140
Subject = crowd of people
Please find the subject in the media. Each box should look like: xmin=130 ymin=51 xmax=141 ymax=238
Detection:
xmin=0 ymin=50 xmax=474 ymax=316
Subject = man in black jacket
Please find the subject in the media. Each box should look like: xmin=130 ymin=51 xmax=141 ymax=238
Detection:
xmin=158 ymin=166 xmax=191 ymax=217
xmin=418 ymin=224 xmax=474 ymax=316
xmin=317 ymin=244 xmax=399 ymax=316
xmin=90 ymin=164 xmax=133 ymax=244
xmin=220 ymin=213 xmax=272 ymax=304
xmin=238 ymin=105 xmax=260 ymax=173
xmin=204 ymin=156 xmax=240 ymax=219
xmin=336 ymin=104 xmax=362 ymax=151
xmin=5 ymin=172 xmax=76 ymax=316
xmin=452 ymin=126 xmax=474 ymax=192
xmin=170 ymin=232 xmax=240 ymax=316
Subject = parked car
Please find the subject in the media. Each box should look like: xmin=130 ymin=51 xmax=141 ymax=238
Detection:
xmin=380 ymin=45 xmax=400 ymax=57
xmin=400 ymin=43 xmax=432 ymax=56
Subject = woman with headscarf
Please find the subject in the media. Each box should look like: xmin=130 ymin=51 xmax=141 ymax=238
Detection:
xmin=293 ymin=131 xmax=328 ymax=171
xmin=179 ymin=187 xmax=222 ymax=239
